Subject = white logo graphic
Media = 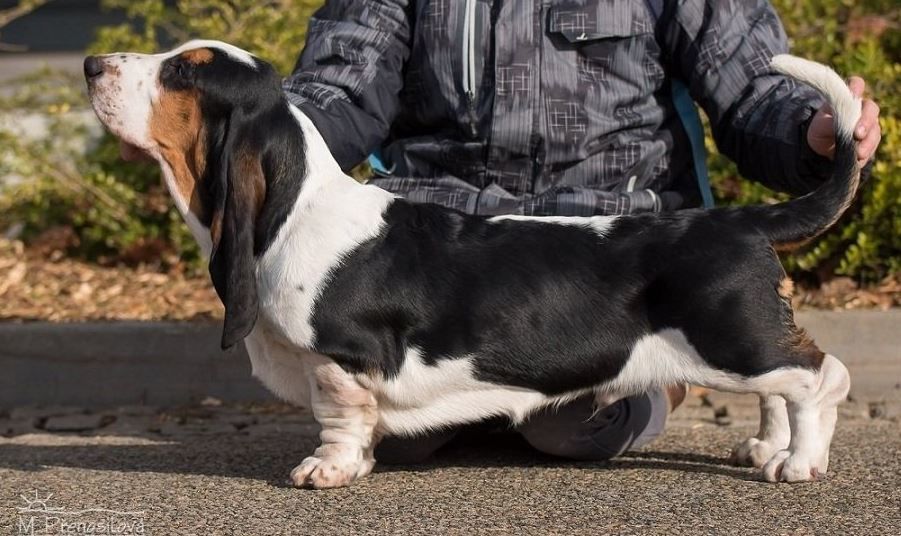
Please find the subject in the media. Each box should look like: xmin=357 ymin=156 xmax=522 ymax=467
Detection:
xmin=16 ymin=491 xmax=146 ymax=535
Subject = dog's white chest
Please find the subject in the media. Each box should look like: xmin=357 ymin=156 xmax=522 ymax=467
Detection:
xmin=253 ymin=179 xmax=394 ymax=349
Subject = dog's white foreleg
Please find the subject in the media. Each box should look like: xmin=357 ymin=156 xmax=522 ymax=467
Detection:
xmin=289 ymin=354 xmax=378 ymax=489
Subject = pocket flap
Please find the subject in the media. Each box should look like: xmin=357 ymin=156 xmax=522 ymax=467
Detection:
xmin=548 ymin=0 xmax=653 ymax=42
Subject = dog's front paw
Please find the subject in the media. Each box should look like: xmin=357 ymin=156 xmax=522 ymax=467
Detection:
xmin=289 ymin=449 xmax=373 ymax=489
xmin=729 ymin=437 xmax=781 ymax=468
xmin=761 ymin=450 xmax=822 ymax=483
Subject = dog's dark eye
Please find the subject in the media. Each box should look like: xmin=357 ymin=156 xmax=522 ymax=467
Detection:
xmin=174 ymin=61 xmax=193 ymax=79
xmin=163 ymin=60 xmax=195 ymax=89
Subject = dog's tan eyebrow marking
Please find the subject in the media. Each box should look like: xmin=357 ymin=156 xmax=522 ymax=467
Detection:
xmin=181 ymin=48 xmax=214 ymax=64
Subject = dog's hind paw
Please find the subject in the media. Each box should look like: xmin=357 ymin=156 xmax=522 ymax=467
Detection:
xmin=761 ymin=450 xmax=822 ymax=483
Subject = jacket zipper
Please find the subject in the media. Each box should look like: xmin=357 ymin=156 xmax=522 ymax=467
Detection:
xmin=462 ymin=0 xmax=478 ymax=137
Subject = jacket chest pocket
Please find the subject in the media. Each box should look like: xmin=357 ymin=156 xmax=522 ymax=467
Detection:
xmin=547 ymin=0 xmax=658 ymax=85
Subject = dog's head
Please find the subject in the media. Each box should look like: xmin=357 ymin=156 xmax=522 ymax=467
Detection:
xmin=85 ymin=40 xmax=305 ymax=349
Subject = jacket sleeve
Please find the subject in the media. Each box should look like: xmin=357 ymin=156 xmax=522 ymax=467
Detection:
xmin=660 ymin=0 xmax=834 ymax=195
xmin=282 ymin=0 xmax=411 ymax=171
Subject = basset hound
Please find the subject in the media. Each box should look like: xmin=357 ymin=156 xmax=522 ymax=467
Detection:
xmin=84 ymin=41 xmax=859 ymax=488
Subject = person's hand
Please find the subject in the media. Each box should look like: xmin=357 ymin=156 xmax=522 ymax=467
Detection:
xmin=119 ymin=140 xmax=153 ymax=162
xmin=807 ymin=77 xmax=881 ymax=167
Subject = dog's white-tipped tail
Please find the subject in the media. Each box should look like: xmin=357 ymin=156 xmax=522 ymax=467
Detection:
xmin=741 ymin=55 xmax=864 ymax=251
xmin=770 ymin=54 xmax=861 ymax=140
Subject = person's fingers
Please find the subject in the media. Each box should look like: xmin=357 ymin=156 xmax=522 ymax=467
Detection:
xmin=855 ymin=99 xmax=880 ymax=140
xmin=857 ymin=129 xmax=881 ymax=165
xmin=848 ymin=76 xmax=865 ymax=98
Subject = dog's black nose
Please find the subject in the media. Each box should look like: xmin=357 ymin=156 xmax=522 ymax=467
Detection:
xmin=84 ymin=56 xmax=105 ymax=79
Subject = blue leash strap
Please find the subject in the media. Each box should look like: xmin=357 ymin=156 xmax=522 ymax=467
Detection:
xmin=368 ymin=150 xmax=393 ymax=176
xmin=671 ymin=80 xmax=715 ymax=209
xmin=645 ymin=0 xmax=715 ymax=209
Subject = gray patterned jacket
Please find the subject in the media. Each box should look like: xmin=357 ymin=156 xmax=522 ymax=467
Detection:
xmin=283 ymin=0 xmax=833 ymax=216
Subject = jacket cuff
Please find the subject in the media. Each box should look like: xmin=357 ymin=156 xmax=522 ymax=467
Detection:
xmin=797 ymin=110 xmax=836 ymax=190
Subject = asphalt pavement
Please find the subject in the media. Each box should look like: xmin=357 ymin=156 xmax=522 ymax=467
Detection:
xmin=2 ymin=393 xmax=899 ymax=535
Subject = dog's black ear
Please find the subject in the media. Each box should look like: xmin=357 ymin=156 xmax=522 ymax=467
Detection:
xmin=208 ymin=111 xmax=266 ymax=350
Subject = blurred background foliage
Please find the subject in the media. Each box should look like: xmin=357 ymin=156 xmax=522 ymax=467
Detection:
xmin=0 ymin=0 xmax=898 ymax=283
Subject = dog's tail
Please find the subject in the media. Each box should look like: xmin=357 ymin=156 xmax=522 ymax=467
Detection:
xmin=739 ymin=55 xmax=863 ymax=251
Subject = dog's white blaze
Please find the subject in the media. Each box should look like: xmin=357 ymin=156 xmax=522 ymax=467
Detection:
xmin=490 ymin=214 xmax=619 ymax=237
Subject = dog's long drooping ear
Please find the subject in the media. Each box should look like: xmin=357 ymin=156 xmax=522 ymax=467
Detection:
xmin=192 ymin=49 xmax=305 ymax=349
xmin=208 ymin=110 xmax=266 ymax=350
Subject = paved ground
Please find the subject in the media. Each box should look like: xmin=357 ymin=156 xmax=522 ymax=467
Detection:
xmin=2 ymin=394 xmax=899 ymax=535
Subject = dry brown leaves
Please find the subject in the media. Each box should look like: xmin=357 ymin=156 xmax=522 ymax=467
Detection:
xmin=0 ymin=239 xmax=897 ymax=322
xmin=793 ymin=275 xmax=901 ymax=311
xmin=0 ymin=239 xmax=222 ymax=322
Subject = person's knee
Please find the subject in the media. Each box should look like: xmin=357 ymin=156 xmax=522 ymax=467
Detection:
xmin=518 ymin=391 xmax=669 ymax=461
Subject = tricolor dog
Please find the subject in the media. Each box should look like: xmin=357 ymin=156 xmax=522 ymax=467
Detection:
xmin=84 ymin=41 xmax=860 ymax=488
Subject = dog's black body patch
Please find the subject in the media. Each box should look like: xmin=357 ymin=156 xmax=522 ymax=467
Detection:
xmin=309 ymin=201 xmax=815 ymax=395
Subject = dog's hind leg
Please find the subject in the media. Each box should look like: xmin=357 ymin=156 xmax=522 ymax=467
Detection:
xmin=729 ymin=394 xmax=790 ymax=468
xmin=289 ymin=353 xmax=378 ymax=489
xmin=758 ymin=354 xmax=850 ymax=482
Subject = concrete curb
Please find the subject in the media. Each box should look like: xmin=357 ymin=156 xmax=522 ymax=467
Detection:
xmin=2 ymin=310 xmax=899 ymax=408
xmin=1 ymin=322 xmax=268 ymax=408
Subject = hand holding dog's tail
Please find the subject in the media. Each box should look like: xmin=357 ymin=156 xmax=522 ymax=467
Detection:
xmin=746 ymin=55 xmax=864 ymax=251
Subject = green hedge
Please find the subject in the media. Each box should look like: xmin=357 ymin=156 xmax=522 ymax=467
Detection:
xmin=0 ymin=0 xmax=897 ymax=282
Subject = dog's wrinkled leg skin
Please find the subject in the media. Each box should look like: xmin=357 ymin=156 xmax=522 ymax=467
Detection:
xmin=290 ymin=355 xmax=378 ymax=489
xmin=730 ymin=395 xmax=790 ymax=468
xmin=762 ymin=355 xmax=850 ymax=483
